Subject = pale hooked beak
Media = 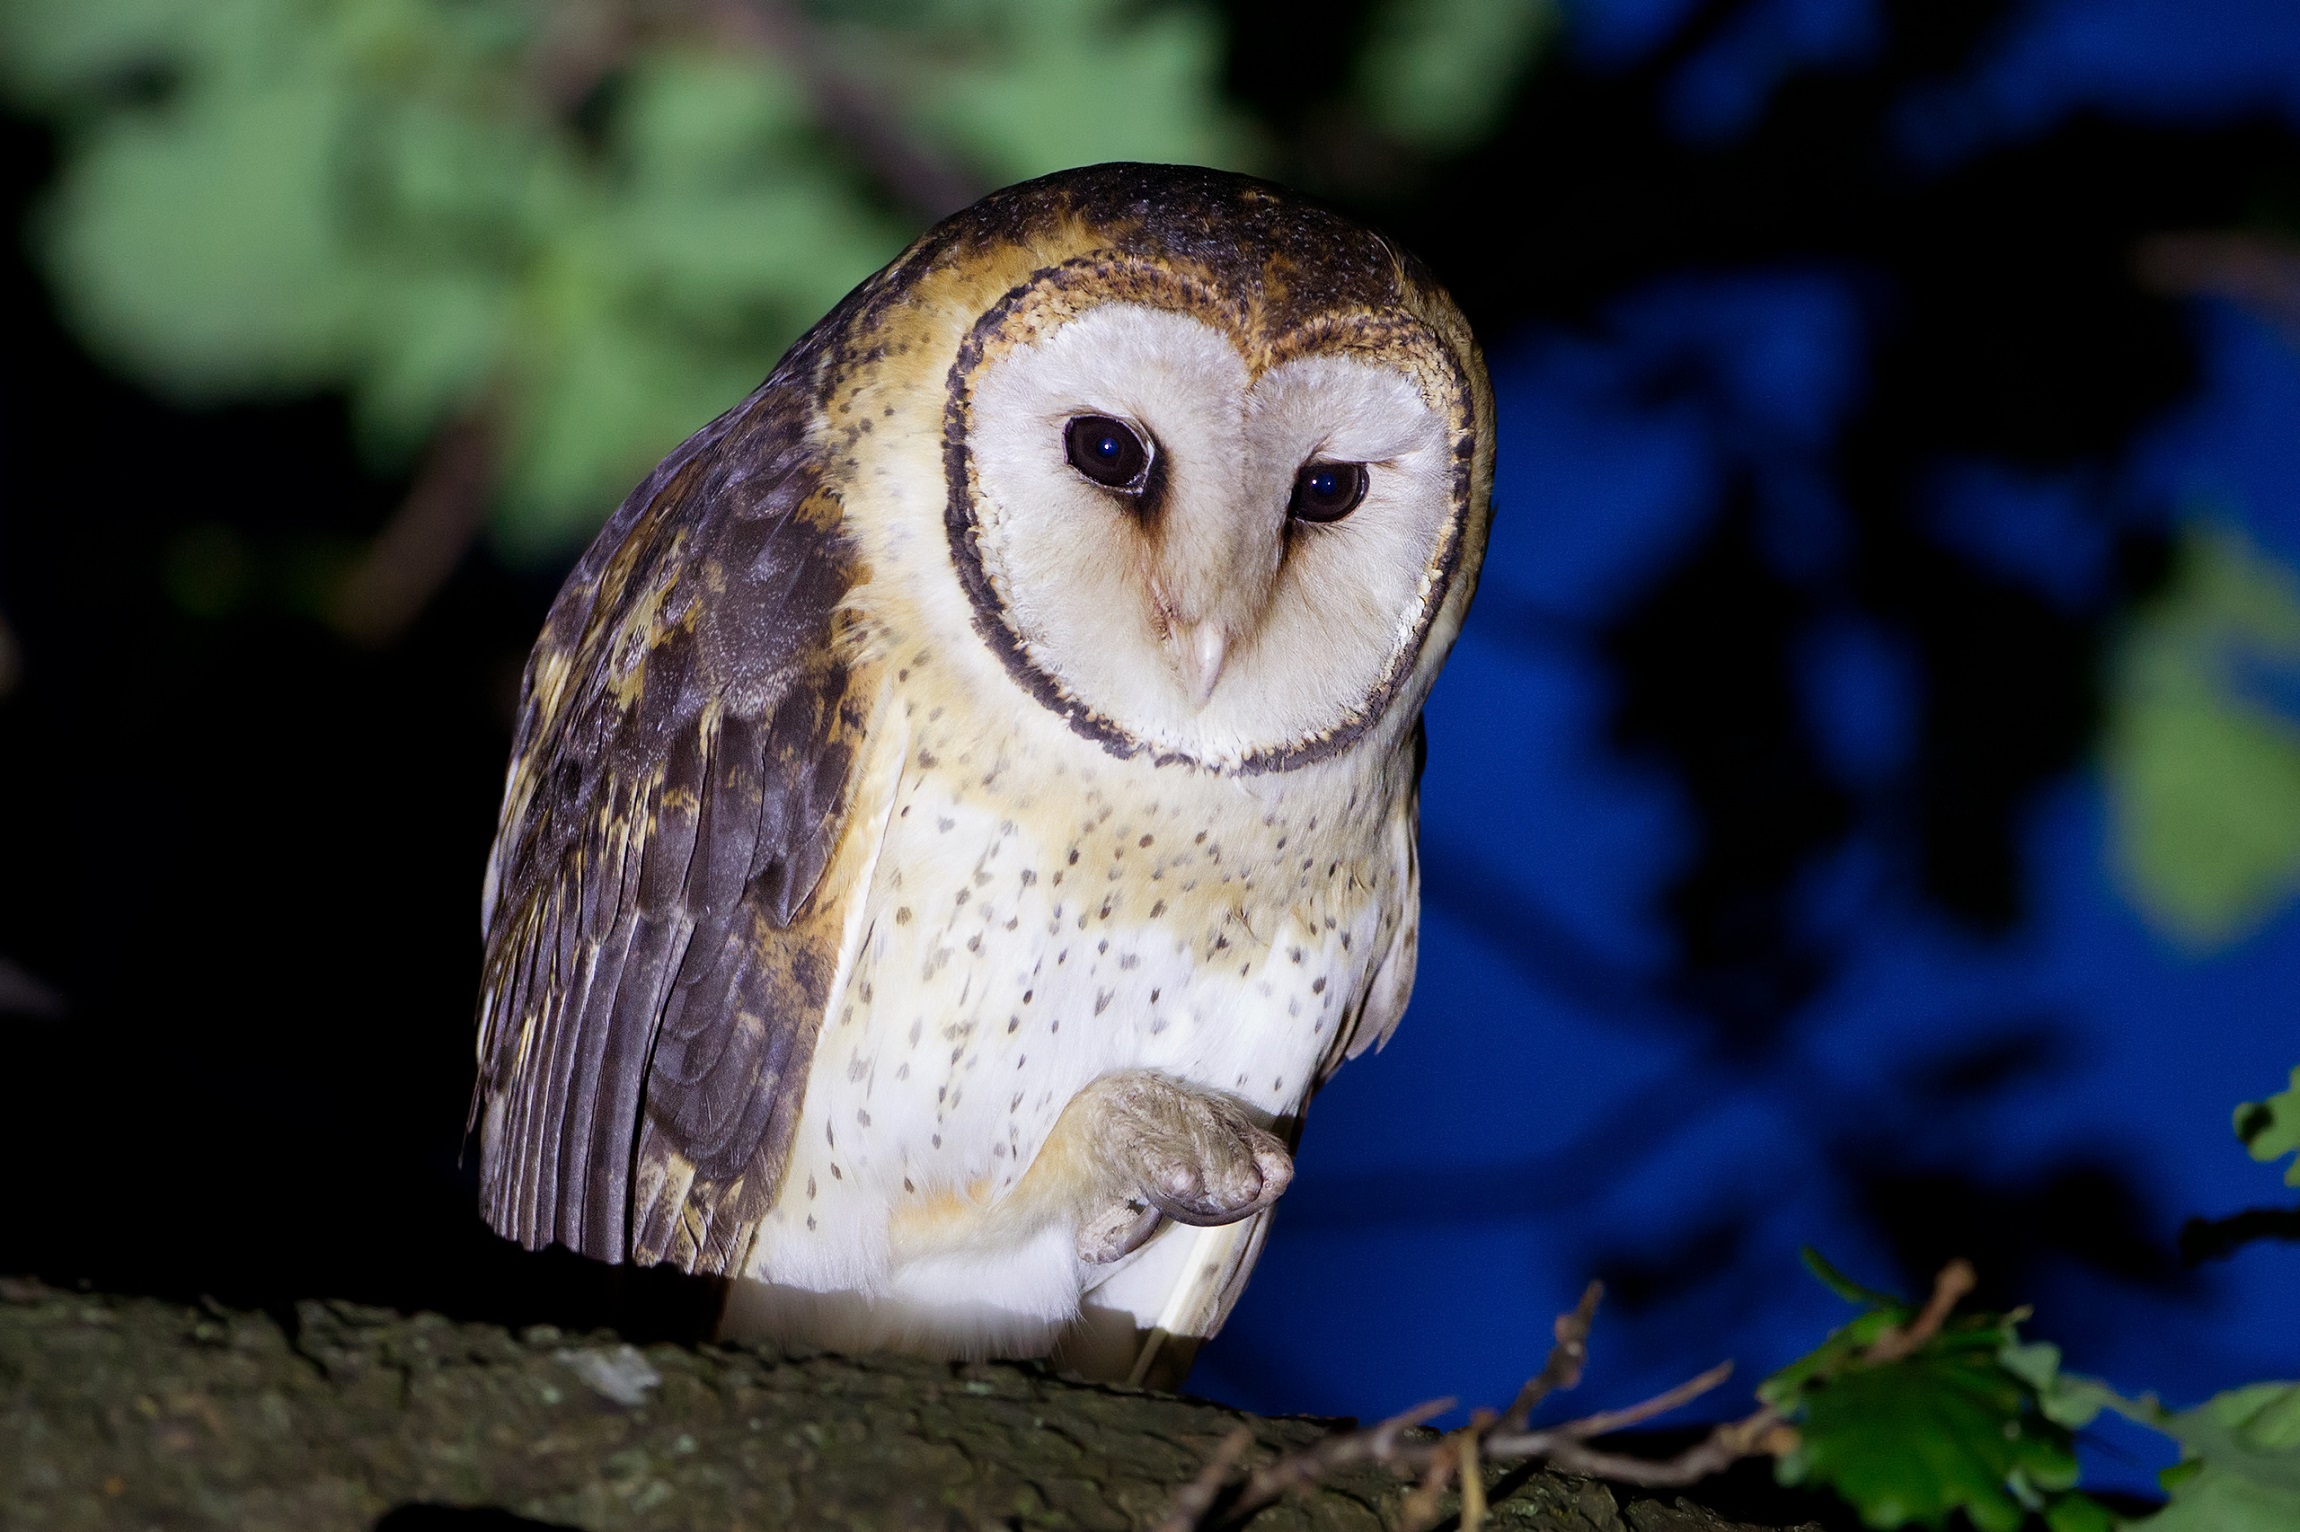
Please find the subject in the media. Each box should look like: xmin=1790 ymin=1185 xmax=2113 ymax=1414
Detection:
xmin=1169 ymin=620 xmax=1230 ymax=708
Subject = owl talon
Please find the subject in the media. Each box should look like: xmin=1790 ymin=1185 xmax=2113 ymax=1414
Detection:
xmin=1076 ymin=1198 xmax=1162 ymax=1264
xmin=1138 ymin=1130 xmax=1292 ymax=1226
xmin=1069 ymin=1071 xmax=1294 ymax=1247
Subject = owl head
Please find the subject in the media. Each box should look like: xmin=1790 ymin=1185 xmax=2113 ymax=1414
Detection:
xmin=813 ymin=163 xmax=1494 ymax=772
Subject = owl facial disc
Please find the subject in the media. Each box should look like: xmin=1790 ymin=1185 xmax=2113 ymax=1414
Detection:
xmin=945 ymin=257 xmax=1476 ymax=772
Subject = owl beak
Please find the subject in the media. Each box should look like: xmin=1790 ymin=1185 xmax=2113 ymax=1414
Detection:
xmin=1170 ymin=621 xmax=1230 ymax=708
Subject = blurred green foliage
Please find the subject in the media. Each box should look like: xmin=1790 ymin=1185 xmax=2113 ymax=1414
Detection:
xmin=2014 ymin=1325 xmax=2300 ymax=1531
xmin=2105 ymin=524 xmax=2300 ymax=948
xmin=2131 ymin=1382 xmax=2300 ymax=1530
xmin=2234 ymin=1065 xmax=2300 ymax=1186
xmin=1354 ymin=0 xmax=1555 ymax=154
xmin=0 ymin=0 xmax=1550 ymax=561
xmin=0 ymin=0 xmax=1261 ymax=556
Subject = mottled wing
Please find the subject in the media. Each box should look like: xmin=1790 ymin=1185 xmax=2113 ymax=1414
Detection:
xmin=473 ymin=365 xmax=883 ymax=1275
xmin=1327 ymin=718 xmax=1426 ymax=1080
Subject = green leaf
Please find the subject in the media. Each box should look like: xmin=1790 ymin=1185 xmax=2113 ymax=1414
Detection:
xmin=1998 ymin=1340 xmax=2131 ymax=1430
xmin=1800 ymin=1246 xmax=1911 ymax=1310
xmin=2138 ymin=1384 xmax=2300 ymax=1531
xmin=1763 ymin=1254 xmax=2110 ymax=1531
xmin=1780 ymin=1338 xmax=2077 ymax=1530
xmin=2042 ymin=1494 xmax=2116 ymax=1532
xmin=2234 ymin=1066 xmax=2300 ymax=1186
xmin=2105 ymin=524 xmax=2300 ymax=949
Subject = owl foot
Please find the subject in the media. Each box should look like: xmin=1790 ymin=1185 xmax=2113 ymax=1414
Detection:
xmin=1065 ymin=1071 xmax=1292 ymax=1264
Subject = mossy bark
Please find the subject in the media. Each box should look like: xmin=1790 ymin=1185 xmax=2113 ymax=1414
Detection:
xmin=0 ymin=1282 xmax=1810 ymax=1531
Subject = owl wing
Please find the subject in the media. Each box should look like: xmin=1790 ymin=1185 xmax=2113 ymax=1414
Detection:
xmin=472 ymin=368 xmax=886 ymax=1276
xmin=1326 ymin=717 xmax=1425 ymax=1080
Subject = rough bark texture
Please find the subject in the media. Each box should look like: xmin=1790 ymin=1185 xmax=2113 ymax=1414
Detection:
xmin=0 ymin=1282 xmax=1811 ymax=1531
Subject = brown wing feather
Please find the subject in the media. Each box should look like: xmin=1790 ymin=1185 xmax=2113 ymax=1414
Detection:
xmin=474 ymin=350 xmax=879 ymax=1274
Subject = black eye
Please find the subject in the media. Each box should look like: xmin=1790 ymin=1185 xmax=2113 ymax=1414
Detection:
xmin=1288 ymin=461 xmax=1367 ymax=523
xmin=1064 ymin=415 xmax=1150 ymax=490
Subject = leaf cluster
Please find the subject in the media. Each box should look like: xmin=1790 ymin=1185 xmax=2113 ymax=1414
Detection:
xmin=1759 ymin=1252 xmax=2110 ymax=1532
xmin=0 ymin=0 xmax=1554 ymax=560
xmin=0 ymin=0 xmax=1262 ymax=555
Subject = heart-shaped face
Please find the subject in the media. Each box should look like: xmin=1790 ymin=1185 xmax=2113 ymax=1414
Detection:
xmin=945 ymin=257 xmax=1480 ymax=772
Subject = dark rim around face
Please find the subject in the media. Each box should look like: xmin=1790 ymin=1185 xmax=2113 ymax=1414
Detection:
xmin=941 ymin=253 xmax=1479 ymax=774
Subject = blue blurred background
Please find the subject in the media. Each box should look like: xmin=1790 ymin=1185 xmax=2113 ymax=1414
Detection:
xmin=6 ymin=0 xmax=2300 ymax=1512
xmin=1200 ymin=0 xmax=2300 ymax=1497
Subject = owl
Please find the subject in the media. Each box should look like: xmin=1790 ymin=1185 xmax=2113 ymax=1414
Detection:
xmin=472 ymin=163 xmax=1494 ymax=1386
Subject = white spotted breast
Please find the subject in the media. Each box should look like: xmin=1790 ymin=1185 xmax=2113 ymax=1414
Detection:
xmin=743 ymin=661 xmax=1403 ymax=1293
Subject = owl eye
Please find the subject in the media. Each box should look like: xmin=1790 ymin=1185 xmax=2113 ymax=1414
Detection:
xmin=1064 ymin=415 xmax=1151 ymax=491
xmin=1288 ymin=461 xmax=1368 ymax=523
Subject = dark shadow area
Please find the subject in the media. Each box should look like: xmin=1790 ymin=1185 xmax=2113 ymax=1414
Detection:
xmin=0 ymin=109 xmax=712 ymax=1345
xmin=2180 ymin=1203 xmax=2300 ymax=1265
xmin=374 ymin=1508 xmax=579 ymax=1532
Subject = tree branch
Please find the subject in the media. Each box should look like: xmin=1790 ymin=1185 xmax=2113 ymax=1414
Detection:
xmin=330 ymin=409 xmax=498 ymax=648
xmin=1863 ymin=1259 xmax=1975 ymax=1365
xmin=713 ymin=0 xmax=985 ymax=221
xmin=2180 ymin=1204 xmax=2300 ymax=1265
xmin=2137 ymin=231 xmax=2300 ymax=339
xmin=1501 ymin=1280 xmax=1600 ymax=1430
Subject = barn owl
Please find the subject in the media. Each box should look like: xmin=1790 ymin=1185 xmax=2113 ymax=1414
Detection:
xmin=472 ymin=163 xmax=1494 ymax=1386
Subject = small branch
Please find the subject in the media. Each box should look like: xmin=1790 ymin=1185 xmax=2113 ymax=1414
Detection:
xmin=1152 ymin=1427 xmax=1253 ymax=1532
xmin=1502 ymin=1281 xmax=1600 ymax=1430
xmin=0 ymin=604 xmax=20 ymax=697
xmin=331 ymin=410 xmax=498 ymax=648
xmin=1397 ymin=1445 xmax=1458 ymax=1532
xmin=1214 ymin=1398 xmax=1454 ymax=1527
xmin=2137 ymin=231 xmax=2300 ymax=338
xmin=713 ymin=0 xmax=984 ymax=221
xmin=2179 ymin=1204 xmax=2300 ymax=1266
xmin=1160 ymin=1283 xmax=1788 ymax=1531
xmin=1518 ymin=1398 xmax=1803 ymax=1481
xmin=1864 ymin=1259 xmax=1975 ymax=1365
xmin=1557 ymin=1361 xmax=1733 ymax=1439
xmin=1457 ymin=1425 xmax=1487 ymax=1532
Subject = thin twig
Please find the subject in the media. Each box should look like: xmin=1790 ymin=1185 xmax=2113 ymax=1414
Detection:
xmin=1457 ymin=1423 xmax=1488 ymax=1531
xmin=1864 ymin=1259 xmax=1975 ymax=1365
xmin=1502 ymin=1280 xmax=1601 ymax=1430
xmin=1397 ymin=1445 xmax=1458 ymax=1532
xmin=1507 ymin=1404 xmax=1793 ymax=1488
xmin=1158 ymin=1282 xmax=1792 ymax=1530
xmin=1557 ymin=1360 xmax=1733 ymax=1439
xmin=331 ymin=409 xmax=498 ymax=647
xmin=2137 ymin=231 xmax=2300 ymax=338
xmin=1152 ymin=1427 xmax=1253 ymax=1532
xmin=716 ymin=0 xmax=984 ymax=220
xmin=1217 ymin=1398 xmax=1454 ymax=1526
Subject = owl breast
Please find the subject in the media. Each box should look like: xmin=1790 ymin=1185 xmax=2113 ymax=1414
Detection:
xmin=739 ymin=656 xmax=1397 ymax=1350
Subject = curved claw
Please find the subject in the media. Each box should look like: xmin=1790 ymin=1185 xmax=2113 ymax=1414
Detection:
xmin=1141 ymin=1128 xmax=1292 ymax=1227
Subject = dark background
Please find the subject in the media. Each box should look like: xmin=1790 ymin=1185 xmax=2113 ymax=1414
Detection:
xmin=8 ymin=0 xmax=2300 ymax=1507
